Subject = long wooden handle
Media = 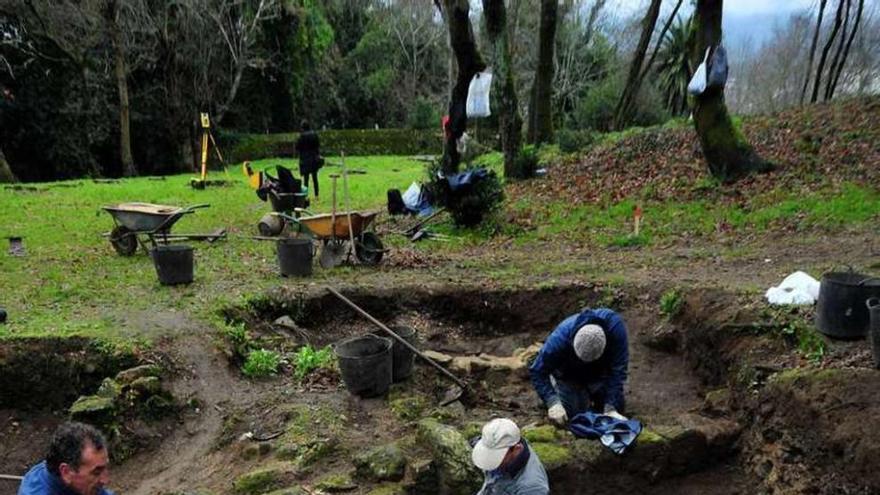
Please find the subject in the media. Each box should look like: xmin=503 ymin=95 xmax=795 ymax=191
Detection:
xmin=326 ymin=287 xmax=467 ymax=388
xmin=340 ymin=152 xmax=358 ymax=261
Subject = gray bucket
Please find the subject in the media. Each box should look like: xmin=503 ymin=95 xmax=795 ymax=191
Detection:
xmin=334 ymin=335 xmax=393 ymax=397
xmin=150 ymin=245 xmax=194 ymax=285
xmin=391 ymin=326 xmax=419 ymax=382
xmin=277 ymin=238 xmax=313 ymax=277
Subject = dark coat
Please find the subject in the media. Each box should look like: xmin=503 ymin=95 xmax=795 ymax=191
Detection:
xmin=295 ymin=130 xmax=321 ymax=175
xmin=528 ymin=308 xmax=629 ymax=411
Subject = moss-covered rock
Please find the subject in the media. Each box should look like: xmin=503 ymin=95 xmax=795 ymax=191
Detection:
xmin=115 ymin=364 xmax=161 ymax=385
xmin=388 ymin=396 xmax=428 ymax=422
xmin=415 ymin=419 xmax=481 ymax=494
xmin=96 ymin=378 xmax=122 ymax=400
xmin=315 ymin=473 xmax=357 ymax=492
xmin=365 ymin=483 xmax=406 ymax=495
xmin=354 ymin=443 xmax=407 ymax=482
xmin=274 ymin=405 xmax=342 ymax=468
xmin=275 ymin=437 xmax=337 ymax=468
xmin=129 ymin=376 xmax=162 ymax=395
xmin=262 ymin=489 xmax=307 ymax=495
xmin=522 ymin=425 xmax=561 ymax=444
xmin=530 ymin=442 xmax=571 ymax=471
xmin=69 ymin=395 xmax=116 ymax=425
xmin=232 ymin=463 xmax=297 ymax=495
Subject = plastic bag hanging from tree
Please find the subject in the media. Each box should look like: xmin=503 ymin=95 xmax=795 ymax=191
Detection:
xmin=707 ymin=44 xmax=729 ymax=90
xmin=466 ymin=70 xmax=493 ymax=118
xmin=687 ymin=48 xmax=711 ymax=96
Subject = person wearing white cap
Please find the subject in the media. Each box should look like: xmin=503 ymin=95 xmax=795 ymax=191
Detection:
xmin=471 ymin=418 xmax=549 ymax=495
xmin=529 ymin=307 xmax=629 ymax=427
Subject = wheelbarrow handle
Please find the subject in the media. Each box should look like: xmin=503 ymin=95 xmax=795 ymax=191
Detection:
xmin=183 ymin=203 xmax=211 ymax=213
xmin=326 ymin=286 xmax=468 ymax=389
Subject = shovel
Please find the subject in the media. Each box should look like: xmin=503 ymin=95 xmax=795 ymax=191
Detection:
xmin=326 ymin=286 xmax=468 ymax=405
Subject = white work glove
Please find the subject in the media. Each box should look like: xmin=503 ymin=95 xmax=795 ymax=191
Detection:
xmin=604 ymin=405 xmax=627 ymax=421
xmin=548 ymin=402 xmax=568 ymax=427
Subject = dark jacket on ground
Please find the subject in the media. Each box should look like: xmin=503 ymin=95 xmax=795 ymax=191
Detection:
xmin=18 ymin=461 xmax=115 ymax=495
xmin=528 ymin=308 xmax=629 ymax=411
xmin=295 ymin=130 xmax=321 ymax=175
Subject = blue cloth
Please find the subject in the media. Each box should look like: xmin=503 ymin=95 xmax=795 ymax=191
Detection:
xmin=569 ymin=412 xmax=642 ymax=455
xmin=446 ymin=168 xmax=489 ymax=191
xmin=477 ymin=441 xmax=549 ymax=495
xmin=17 ymin=461 xmax=115 ymax=495
xmin=529 ymin=308 xmax=629 ymax=412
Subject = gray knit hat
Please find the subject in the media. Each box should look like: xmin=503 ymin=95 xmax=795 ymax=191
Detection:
xmin=573 ymin=324 xmax=606 ymax=362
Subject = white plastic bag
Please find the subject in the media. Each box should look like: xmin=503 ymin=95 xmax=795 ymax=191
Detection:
xmin=765 ymin=271 xmax=821 ymax=305
xmin=466 ymin=70 xmax=493 ymax=118
xmin=401 ymin=182 xmax=421 ymax=211
xmin=687 ymin=48 xmax=711 ymax=96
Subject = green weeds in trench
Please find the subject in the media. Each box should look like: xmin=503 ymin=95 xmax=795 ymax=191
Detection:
xmin=293 ymin=345 xmax=334 ymax=381
xmin=660 ymin=289 xmax=684 ymax=319
xmin=242 ymin=348 xmax=281 ymax=378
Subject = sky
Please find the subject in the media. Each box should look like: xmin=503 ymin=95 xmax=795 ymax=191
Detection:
xmin=609 ymin=0 xmax=822 ymax=48
xmin=610 ymin=0 xmax=817 ymax=15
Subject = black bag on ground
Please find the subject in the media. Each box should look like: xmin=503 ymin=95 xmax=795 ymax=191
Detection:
xmin=387 ymin=189 xmax=407 ymax=215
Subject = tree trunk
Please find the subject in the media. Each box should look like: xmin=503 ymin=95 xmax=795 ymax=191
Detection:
xmin=800 ymin=0 xmax=827 ymax=105
xmin=824 ymin=0 xmax=851 ymax=100
xmin=811 ymin=0 xmax=845 ymax=103
xmin=440 ymin=0 xmax=486 ymax=175
xmin=0 ymin=148 xmax=16 ymax=183
xmin=613 ymin=0 xmax=662 ymax=130
xmin=640 ymin=0 xmax=685 ymax=82
xmin=828 ymin=0 xmax=863 ymax=99
xmin=526 ymin=0 xmax=557 ymax=145
xmin=692 ymin=0 xmax=769 ymax=183
xmin=483 ymin=0 xmax=523 ymax=179
xmin=108 ymin=0 xmax=136 ymax=177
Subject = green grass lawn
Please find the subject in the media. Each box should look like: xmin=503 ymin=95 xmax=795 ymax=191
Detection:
xmin=0 ymin=156 xmax=423 ymax=342
xmin=1 ymin=152 xmax=877 ymax=345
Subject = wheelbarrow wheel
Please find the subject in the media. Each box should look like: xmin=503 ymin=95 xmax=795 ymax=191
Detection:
xmin=355 ymin=232 xmax=384 ymax=265
xmin=110 ymin=226 xmax=138 ymax=256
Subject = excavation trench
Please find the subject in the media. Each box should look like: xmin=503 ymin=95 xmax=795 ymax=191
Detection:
xmin=216 ymin=285 xmax=758 ymax=494
xmin=4 ymin=284 xmax=878 ymax=494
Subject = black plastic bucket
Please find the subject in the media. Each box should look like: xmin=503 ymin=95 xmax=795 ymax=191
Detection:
xmin=334 ymin=335 xmax=393 ymax=397
xmin=150 ymin=245 xmax=194 ymax=285
xmin=868 ymin=298 xmax=880 ymax=369
xmin=277 ymin=238 xmax=313 ymax=277
xmin=815 ymin=271 xmax=880 ymax=339
xmin=391 ymin=326 xmax=419 ymax=382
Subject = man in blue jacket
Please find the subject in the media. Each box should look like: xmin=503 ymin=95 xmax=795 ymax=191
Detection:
xmin=529 ymin=308 xmax=629 ymax=426
xmin=18 ymin=422 xmax=114 ymax=495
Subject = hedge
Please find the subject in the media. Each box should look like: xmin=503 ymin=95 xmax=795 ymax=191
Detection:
xmin=220 ymin=129 xmax=443 ymax=163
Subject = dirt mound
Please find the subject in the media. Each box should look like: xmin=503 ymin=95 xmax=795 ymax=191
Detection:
xmin=510 ymin=96 xmax=880 ymax=206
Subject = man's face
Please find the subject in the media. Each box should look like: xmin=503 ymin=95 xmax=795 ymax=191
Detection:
xmin=59 ymin=442 xmax=110 ymax=495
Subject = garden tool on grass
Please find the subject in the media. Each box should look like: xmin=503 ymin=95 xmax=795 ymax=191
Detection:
xmin=319 ymin=174 xmax=347 ymax=268
xmin=326 ymin=286 xmax=469 ymax=406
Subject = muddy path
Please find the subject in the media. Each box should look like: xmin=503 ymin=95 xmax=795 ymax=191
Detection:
xmin=99 ymin=313 xmax=263 ymax=495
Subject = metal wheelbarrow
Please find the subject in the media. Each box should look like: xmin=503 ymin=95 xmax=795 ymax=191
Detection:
xmin=276 ymin=209 xmax=385 ymax=268
xmin=102 ymin=203 xmax=212 ymax=256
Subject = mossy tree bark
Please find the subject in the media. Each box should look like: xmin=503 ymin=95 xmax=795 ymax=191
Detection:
xmin=483 ymin=0 xmax=523 ymax=179
xmin=440 ymin=0 xmax=486 ymax=175
xmin=526 ymin=0 xmax=557 ymax=145
xmin=692 ymin=0 xmax=770 ymax=183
